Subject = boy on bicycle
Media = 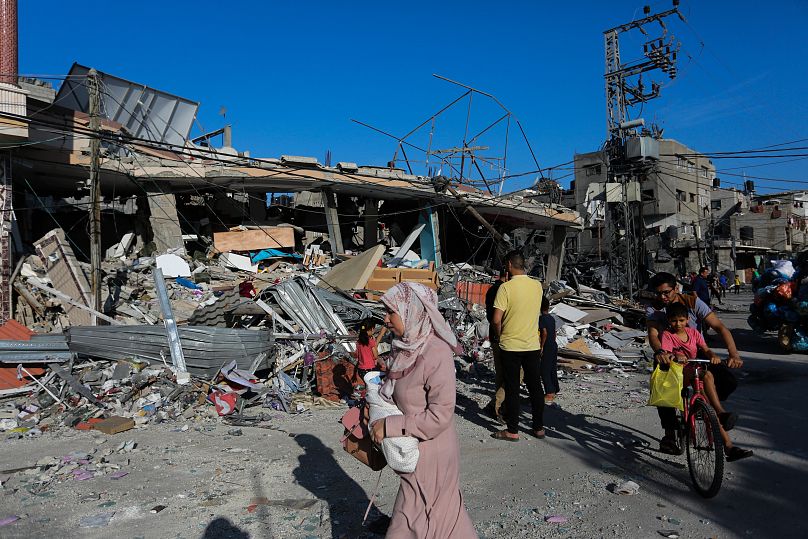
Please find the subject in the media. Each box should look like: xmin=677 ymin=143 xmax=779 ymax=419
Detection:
xmin=661 ymin=303 xmax=753 ymax=462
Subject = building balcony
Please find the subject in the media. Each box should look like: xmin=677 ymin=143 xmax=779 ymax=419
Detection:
xmin=0 ymin=83 xmax=28 ymax=141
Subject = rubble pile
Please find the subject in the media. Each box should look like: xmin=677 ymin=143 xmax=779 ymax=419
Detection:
xmin=0 ymin=223 xmax=653 ymax=438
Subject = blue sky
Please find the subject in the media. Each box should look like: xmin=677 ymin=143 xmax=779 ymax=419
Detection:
xmin=18 ymin=0 xmax=808 ymax=193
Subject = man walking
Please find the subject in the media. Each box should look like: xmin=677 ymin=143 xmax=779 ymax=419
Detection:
xmin=490 ymin=251 xmax=545 ymax=441
xmin=693 ymin=266 xmax=711 ymax=306
xmin=483 ymin=270 xmax=507 ymax=422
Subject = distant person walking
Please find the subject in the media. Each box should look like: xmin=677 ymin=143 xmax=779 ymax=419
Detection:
xmin=734 ymin=275 xmax=742 ymax=294
xmin=490 ymin=251 xmax=545 ymax=441
xmin=719 ymin=274 xmax=728 ymax=298
xmin=693 ymin=267 xmax=711 ymax=306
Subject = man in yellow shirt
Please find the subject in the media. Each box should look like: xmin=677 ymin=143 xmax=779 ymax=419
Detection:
xmin=491 ymin=250 xmax=545 ymax=441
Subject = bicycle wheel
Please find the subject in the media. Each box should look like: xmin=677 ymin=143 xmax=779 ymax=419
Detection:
xmin=686 ymin=399 xmax=725 ymax=498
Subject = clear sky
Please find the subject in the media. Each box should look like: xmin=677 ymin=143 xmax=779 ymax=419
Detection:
xmin=18 ymin=0 xmax=808 ymax=194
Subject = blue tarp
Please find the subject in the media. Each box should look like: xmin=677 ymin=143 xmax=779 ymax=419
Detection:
xmin=251 ymin=249 xmax=303 ymax=263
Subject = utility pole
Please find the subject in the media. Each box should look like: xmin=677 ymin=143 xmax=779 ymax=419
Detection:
xmin=87 ymin=69 xmax=102 ymax=320
xmin=602 ymin=1 xmax=684 ymax=297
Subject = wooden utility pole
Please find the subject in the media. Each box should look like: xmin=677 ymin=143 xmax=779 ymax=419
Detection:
xmin=87 ymin=68 xmax=102 ymax=320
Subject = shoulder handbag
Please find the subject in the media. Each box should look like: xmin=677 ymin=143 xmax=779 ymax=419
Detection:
xmin=340 ymin=401 xmax=387 ymax=471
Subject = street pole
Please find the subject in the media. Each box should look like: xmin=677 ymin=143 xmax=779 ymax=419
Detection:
xmin=87 ymin=69 xmax=102 ymax=321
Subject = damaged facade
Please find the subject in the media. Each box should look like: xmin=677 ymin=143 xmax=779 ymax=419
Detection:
xmin=555 ymin=139 xmax=806 ymax=284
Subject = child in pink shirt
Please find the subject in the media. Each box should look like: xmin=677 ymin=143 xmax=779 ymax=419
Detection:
xmin=659 ymin=303 xmax=753 ymax=462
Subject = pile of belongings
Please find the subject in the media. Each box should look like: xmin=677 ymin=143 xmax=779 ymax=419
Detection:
xmin=748 ymin=257 xmax=808 ymax=352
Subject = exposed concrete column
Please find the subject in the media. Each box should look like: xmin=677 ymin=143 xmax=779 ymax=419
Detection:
xmin=146 ymin=184 xmax=185 ymax=254
xmin=363 ymin=198 xmax=378 ymax=250
xmin=321 ymin=189 xmax=343 ymax=254
xmin=418 ymin=205 xmax=442 ymax=266
xmin=545 ymin=225 xmax=567 ymax=283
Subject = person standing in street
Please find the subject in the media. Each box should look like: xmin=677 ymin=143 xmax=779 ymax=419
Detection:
xmin=483 ymin=271 xmax=507 ymax=422
xmin=539 ymin=297 xmax=559 ymax=404
xmin=490 ymin=251 xmax=545 ymax=441
xmin=693 ymin=267 xmax=711 ymax=306
xmin=734 ymin=275 xmax=742 ymax=294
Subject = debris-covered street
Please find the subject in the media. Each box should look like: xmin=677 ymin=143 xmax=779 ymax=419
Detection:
xmin=1 ymin=296 xmax=805 ymax=538
xmin=1 ymin=1 xmax=807 ymax=538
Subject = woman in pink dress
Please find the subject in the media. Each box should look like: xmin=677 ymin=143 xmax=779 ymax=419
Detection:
xmin=370 ymin=282 xmax=477 ymax=539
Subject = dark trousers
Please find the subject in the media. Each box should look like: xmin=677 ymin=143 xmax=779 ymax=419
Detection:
xmin=501 ymin=349 xmax=544 ymax=434
xmin=540 ymin=349 xmax=559 ymax=394
xmin=657 ymin=362 xmax=738 ymax=431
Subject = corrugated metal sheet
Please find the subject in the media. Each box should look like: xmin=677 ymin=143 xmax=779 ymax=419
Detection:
xmin=67 ymin=326 xmax=274 ymax=377
xmin=0 ymin=320 xmax=42 ymax=390
xmin=0 ymin=320 xmax=34 ymax=341
xmin=56 ymin=63 xmax=199 ymax=147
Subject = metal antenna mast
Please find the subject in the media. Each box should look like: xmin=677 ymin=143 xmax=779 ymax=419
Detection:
xmin=603 ymin=1 xmax=684 ymax=297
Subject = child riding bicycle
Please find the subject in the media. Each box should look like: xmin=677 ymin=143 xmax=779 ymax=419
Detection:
xmin=660 ymin=303 xmax=753 ymax=462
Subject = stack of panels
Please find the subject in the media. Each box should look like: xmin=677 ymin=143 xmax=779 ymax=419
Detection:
xmin=68 ymin=326 xmax=272 ymax=377
xmin=0 ymin=334 xmax=73 ymax=363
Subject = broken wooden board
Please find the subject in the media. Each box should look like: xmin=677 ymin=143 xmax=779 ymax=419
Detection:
xmin=92 ymin=416 xmax=135 ymax=435
xmin=213 ymin=227 xmax=295 ymax=252
xmin=34 ymin=229 xmax=93 ymax=326
xmin=317 ymin=245 xmax=385 ymax=291
xmin=564 ymin=338 xmax=592 ymax=356
xmin=557 ymin=348 xmax=610 ymax=365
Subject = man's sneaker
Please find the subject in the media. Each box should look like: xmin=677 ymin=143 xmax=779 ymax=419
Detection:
xmin=726 ymin=446 xmax=753 ymax=462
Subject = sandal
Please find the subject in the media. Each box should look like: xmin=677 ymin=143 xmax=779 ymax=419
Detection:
xmin=726 ymin=446 xmax=753 ymax=462
xmin=491 ymin=430 xmax=520 ymax=442
xmin=531 ymin=429 xmax=546 ymax=439
xmin=659 ymin=436 xmax=682 ymax=455
xmin=719 ymin=411 xmax=738 ymax=432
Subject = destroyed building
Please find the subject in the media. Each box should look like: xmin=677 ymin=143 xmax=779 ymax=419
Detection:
xmin=0 ymin=45 xmax=646 ymax=436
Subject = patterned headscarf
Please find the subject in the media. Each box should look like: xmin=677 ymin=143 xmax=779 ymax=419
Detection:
xmin=379 ymin=282 xmax=458 ymax=402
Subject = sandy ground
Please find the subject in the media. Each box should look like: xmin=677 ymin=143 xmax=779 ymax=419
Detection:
xmin=0 ymin=290 xmax=805 ymax=539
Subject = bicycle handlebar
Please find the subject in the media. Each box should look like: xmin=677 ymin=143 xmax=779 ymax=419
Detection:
xmin=674 ymin=358 xmax=724 ymax=365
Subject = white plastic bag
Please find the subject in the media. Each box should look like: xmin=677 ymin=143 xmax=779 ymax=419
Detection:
xmin=364 ymin=371 xmax=420 ymax=473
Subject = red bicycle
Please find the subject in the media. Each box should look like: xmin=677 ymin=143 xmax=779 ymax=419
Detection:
xmin=674 ymin=359 xmax=724 ymax=498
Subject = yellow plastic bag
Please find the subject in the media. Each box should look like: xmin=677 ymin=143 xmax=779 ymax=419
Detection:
xmin=648 ymin=362 xmax=684 ymax=410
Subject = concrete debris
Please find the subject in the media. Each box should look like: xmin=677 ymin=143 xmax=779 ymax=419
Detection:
xmin=1 ymin=216 xmax=652 ymax=447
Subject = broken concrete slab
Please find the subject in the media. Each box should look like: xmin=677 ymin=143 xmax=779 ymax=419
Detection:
xmin=219 ymin=253 xmax=258 ymax=273
xmin=105 ymin=232 xmax=135 ymax=260
xmin=155 ymin=254 xmax=191 ymax=278
xmin=213 ymin=227 xmax=295 ymax=252
xmin=317 ymin=245 xmax=385 ymax=291
xmin=550 ymin=303 xmax=588 ymax=323
xmin=34 ymin=229 xmax=94 ymax=326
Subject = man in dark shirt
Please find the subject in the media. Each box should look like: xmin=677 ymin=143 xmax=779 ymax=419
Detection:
xmin=693 ymin=266 xmax=711 ymax=306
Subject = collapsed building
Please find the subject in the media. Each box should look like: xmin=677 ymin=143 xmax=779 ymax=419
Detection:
xmin=0 ymin=56 xmax=660 ymax=434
